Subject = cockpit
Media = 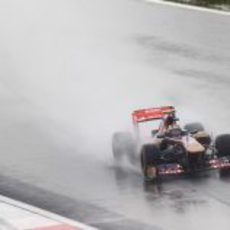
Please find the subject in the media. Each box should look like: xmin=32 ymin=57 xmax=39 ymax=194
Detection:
xmin=165 ymin=127 xmax=187 ymax=138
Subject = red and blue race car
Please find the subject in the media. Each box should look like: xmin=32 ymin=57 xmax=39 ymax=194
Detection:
xmin=112 ymin=106 xmax=230 ymax=181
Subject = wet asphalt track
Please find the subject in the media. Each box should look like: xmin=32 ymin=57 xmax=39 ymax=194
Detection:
xmin=0 ymin=0 xmax=230 ymax=229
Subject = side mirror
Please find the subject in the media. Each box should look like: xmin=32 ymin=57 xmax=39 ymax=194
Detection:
xmin=191 ymin=129 xmax=198 ymax=135
xmin=151 ymin=129 xmax=158 ymax=136
xmin=157 ymin=134 xmax=165 ymax=139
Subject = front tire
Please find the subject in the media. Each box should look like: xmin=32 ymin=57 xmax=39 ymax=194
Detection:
xmin=141 ymin=144 xmax=160 ymax=181
xmin=215 ymin=134 xmax=230 ymax=157
xmin=215 ymin=134 xmax=230 ymax=175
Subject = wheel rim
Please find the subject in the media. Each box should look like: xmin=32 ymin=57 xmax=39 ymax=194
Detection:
xmin=146 ymin=166 xmax=157 ymax=179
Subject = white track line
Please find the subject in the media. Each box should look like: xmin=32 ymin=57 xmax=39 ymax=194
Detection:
xmin=145 ymin=0 xmax=230 ymax=16
xmin=0 ymin=195 xmax=98 ymax=230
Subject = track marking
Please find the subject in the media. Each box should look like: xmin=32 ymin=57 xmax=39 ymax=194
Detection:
xmin=0 ymin=195 xmax=97 ymax=230
xmin=28 ymin=224 xmax=78 ymax=230
xmin=145 ymin=0 xmax=230 ymax=16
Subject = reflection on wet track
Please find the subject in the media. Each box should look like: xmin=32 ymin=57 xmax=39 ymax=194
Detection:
xmin=111 ymin=164 xmax=230 ymax=230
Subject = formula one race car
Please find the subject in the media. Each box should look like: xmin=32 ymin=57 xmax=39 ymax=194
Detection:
xmin=112 ymin=106 xmax=230 ymax=181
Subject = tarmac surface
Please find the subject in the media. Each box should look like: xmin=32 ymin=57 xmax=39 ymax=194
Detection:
xmin=0 ymin=0 xmax=229 ymax=229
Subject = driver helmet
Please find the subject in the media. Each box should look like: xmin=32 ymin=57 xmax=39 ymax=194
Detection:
xmin=164 ymin=113 xmax=176 ymax=128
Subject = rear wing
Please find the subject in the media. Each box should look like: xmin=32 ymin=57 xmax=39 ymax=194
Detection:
xmin=132 ymin=106 xmax=175 ymax=124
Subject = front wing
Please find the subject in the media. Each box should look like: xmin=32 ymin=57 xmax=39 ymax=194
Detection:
xmin=157 ymin=156 xmax=230 ymax=176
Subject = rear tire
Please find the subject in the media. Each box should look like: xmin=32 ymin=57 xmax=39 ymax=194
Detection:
xmin=184 ymin=122 xmax=204 ymax=133
xmin=141 ymin=144 xmax=160 ymax=181
xmin=215 ymin=134 xmax=230 ymax=157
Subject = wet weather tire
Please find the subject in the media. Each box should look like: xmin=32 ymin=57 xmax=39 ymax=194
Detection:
xmin=215 ymin=134 xmax=230 ymax=157
xmin=141 ymin=144 xmax=160 ymax=182
xmin=215 ymin=134 xmax=230 ymax=175
xmin=184 ymin=122 xmax=204 ymax=133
